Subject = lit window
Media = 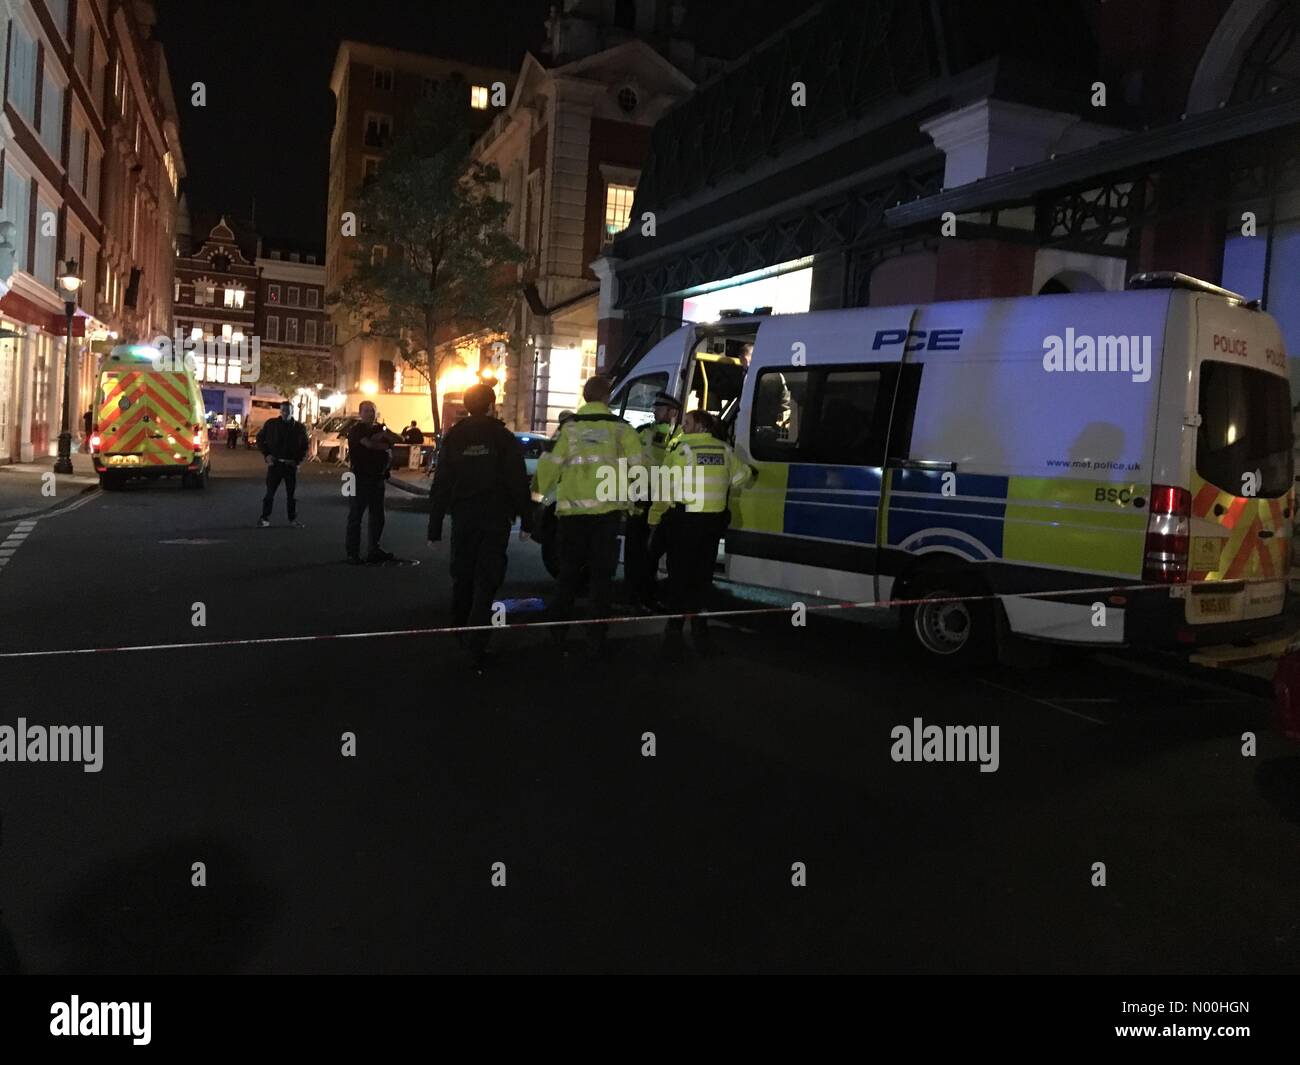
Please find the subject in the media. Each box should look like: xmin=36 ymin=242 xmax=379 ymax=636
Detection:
xmin=223 ymin=287 xmax=245 ymax=309
xmin=267 ymin=284 xmax=280 ymax=304
xmin=221 ymin=323 xmax=233 ymax=341
xmin=470 ymin=85 xmax=489 ymax=110
xmin=604 ymin=183 xmax=635 ymax=237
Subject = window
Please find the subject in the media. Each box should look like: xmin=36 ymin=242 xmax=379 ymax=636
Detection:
xmin=266 ymin=315 xmax=279 ymax=341
xmin=221 ymin=323 xmax=233 ymax=341
xmin=362 ymin=156 xmax=380 ymax=180
xmin=604 ymin=183 xmax=636 ymax=238
xmin=617 ymin=86 xmax=638 ymax=114
xmin=86 ymin=145 xmax=102 ymax=211
xmin=34 ymin=195 xmax=56 ymax=286
xmin=306 ymin=289 xmax=319 ymax=308
xmin=470 ymin=85 xmax=489 ymax=110
xmin=193 ymin=280 xmax=214 ymax=306
xmin=267 ymin=284 xmax=280 ymax=304
xmin=363 ymin=113 xmax=391 ymax=148
xmin=287 ymin=286 xmax=299 ymax=306
xmin=1197 ymin=362 xmax=1293 ymax=497
xmin=370 ymin=245 xmax=386 ymax=266
xmin=75 ymin=16 xmax=92 ymax=76
xmin=305 ymin=319 xmax=317 ymax=345
xmin=224 ymin=287 xmax=245 ymax=309
xmin=749 ymin=366 xmax=895 ymax=465
xmin=68 ymin=122 xmax=87 ymax=195
xmin=40 ymin=75 xmax=65 ymax=158
xmin=751 ymin=369 xmax=807 ymax=461
xmin=372 ymin=67 xmax=393 ymax=91
xmin=616 ymin=373 xmax=669 ymax=429
xmin=7 ymin=22 xmax=38 ymax=124
xmin=286 ymin=317 xmax=299 ymax=342
xmin=306 ymin=254 xmax=317 ymax=264
xmin=47 ymin=0 xmax=70 ymax=38
xmin=2 ymin=166 xmax=31 ymax=272
xmin=174 ymin=279 xmax=180 ymax=302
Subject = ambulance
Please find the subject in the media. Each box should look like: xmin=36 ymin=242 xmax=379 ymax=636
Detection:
xmin=610 ymin=273 xmax=1294 ymax=662
xmin=90 ymin=344 xmax=211 ymax=490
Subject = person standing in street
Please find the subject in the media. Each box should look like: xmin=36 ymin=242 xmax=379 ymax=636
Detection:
xmin=624 ymin=392 xmax=680 ymax=611
xmin=257 ymin=402 xmax=309 ymax=528
xmin=535 ymin=375 xmax=644 ymax=656
xmin=345 ymin=401 xmax=402 ymax=565
xmin=427 ymin=383 xmax=533 ymax=671
xmin=654 ymin=409 xmax=756 ymax=652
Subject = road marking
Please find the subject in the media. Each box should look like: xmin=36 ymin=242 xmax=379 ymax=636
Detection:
xmin=977 ymin=678 xmax=1107 ymax=725
xmin=0 ymin=517 xmax=36 ymax=579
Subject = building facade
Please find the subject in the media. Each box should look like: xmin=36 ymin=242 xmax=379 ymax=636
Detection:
xmin=255 ymin=243 xmax=333 ymax=423
xmin=472 ymin=0 xmax=697 ymax=432
xmin=172 ymin=216 xmax=256 ymax=426
xmin=0 ymin=0 xmax=182 ymax=464
xmin=601 ymin=0 xmax=1300 ymax=399
xmin=325 ymin=40 xmax=512 ymax=430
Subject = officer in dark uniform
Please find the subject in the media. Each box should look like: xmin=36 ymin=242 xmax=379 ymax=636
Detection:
xmin=624 ymin=392 xmax=680 ymax=610
xmin=427 ymin=383 xmax=533 ymax=670
xmin=257 ymin=401 xmax=309 ymax=527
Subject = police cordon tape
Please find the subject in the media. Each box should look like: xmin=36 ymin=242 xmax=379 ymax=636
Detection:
xmin=0 ymin=577 xmax=1284 ymax=659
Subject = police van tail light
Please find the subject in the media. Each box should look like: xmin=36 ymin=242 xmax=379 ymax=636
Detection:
xmin=1143 ymin=484 xmax=1191 ymax=583
xmin=89 ymin=434 xmax=101 ymax=451
xmin=192 ymin=424 xmax=203 ymax=448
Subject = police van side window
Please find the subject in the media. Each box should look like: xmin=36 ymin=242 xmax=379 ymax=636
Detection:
xmin=751 ymin=366 xmax=893 ymax=466
xmin=617 ymin=373 xmax=668 ymax=428
xmin=751 ymin=369 xmax=808 ymax=461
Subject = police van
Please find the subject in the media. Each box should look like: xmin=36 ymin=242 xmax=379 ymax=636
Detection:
xmin=91 ymin=344 xmax=212 ymax=490
xmin=610 ymin=274 xmax=1293 ymax=662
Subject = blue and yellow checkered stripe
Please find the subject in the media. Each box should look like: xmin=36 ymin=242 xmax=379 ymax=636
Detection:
xmin=732 ymin=463 xmax=1150 ymax=576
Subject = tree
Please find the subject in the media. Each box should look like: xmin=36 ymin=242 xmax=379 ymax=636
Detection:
xmin=254 ymin=349 xmax=331 ymax=398
xmin=332 ymin=86 xmax=525 ymax=437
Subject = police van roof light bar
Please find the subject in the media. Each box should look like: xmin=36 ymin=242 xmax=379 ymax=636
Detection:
xmin=1128 ymin=271 xmax=1253 ymax=305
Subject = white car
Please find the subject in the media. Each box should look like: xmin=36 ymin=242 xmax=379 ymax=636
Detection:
xmin=311 ymin=415 xmax=359 ymax=463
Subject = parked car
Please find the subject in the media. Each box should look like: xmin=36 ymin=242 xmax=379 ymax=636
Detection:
xmin=312 ymin=415 xmax=360 ymax=463
xmin=514 ymin=432 xmax=553 ymax=478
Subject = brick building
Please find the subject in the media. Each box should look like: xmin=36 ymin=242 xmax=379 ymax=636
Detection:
xmin=255 ymin=242 xmax=332 ymax=422
xmin=325 ymin=40 xmax=512 ymax=430
xmin=172 ymin=215 xmax=256 ymax=425
xmin=0 ymin=0 xmax=183 ymax=463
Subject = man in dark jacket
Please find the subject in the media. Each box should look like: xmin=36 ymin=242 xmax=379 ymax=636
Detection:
xmin=427 ymin=383 xmax=533 ymax=669
xmin=257 ymin=402 xmax=309 ymax=527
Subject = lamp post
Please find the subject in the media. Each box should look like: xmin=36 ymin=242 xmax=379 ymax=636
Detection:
xmin=53 ymin=259 xmax=83 ymax=475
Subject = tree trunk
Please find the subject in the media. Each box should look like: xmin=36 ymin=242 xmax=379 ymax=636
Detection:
xmin=425 ymin=311 xmax=442 ymax=441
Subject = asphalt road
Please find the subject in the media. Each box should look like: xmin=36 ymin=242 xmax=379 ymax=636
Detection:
xmin=0 ymin=448 xmax=1297 ymax=973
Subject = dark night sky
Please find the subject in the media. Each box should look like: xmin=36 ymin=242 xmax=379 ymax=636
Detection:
xmin=154 ymin=0 xmax=803 ymax=252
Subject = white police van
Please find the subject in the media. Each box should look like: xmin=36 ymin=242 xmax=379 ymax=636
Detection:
xmin=610 ymin=274 xmax=1293 ymax=662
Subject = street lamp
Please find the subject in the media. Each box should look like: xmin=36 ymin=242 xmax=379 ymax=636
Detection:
xmin=53 ymin=259 xmax=83 ymax=474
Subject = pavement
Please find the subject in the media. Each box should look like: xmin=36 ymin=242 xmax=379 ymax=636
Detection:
xmin=0 ymin=447 xmax=1298 ymax=973
xmin=0 ymin=452 xmax=98 ymax=523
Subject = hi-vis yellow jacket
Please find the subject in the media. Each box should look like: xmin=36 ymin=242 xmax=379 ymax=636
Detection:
xmin=649 ymin=431 xmax=756 ymax=526
xmin=536 ymin=402 xmax=644 ymax=517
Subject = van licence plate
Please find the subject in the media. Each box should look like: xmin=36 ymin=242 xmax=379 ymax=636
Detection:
xmin=1192 ymin=594 xmax=1235 ymax=621
xmin=107 ymin=454 xmax=141 ymax=466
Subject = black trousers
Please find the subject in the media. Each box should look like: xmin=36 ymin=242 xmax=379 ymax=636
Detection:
xmin=623 ymin=508 xmax=666 ymax=604
xmin=553 ymin=511 xmax=621 ymax=645
xmin=345 ymin=475 xmax=386 ymax=559
xmin=261 ymin=462 xmax=297 ymax=519
xmin=664 ymin=510 xmax=728 ymax=632
xmin=450 ymin=512 xmax=512 ymax=652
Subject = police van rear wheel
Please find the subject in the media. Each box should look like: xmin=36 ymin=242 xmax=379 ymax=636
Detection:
xmin=902 ymin=573 xmax=994 ymax=666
